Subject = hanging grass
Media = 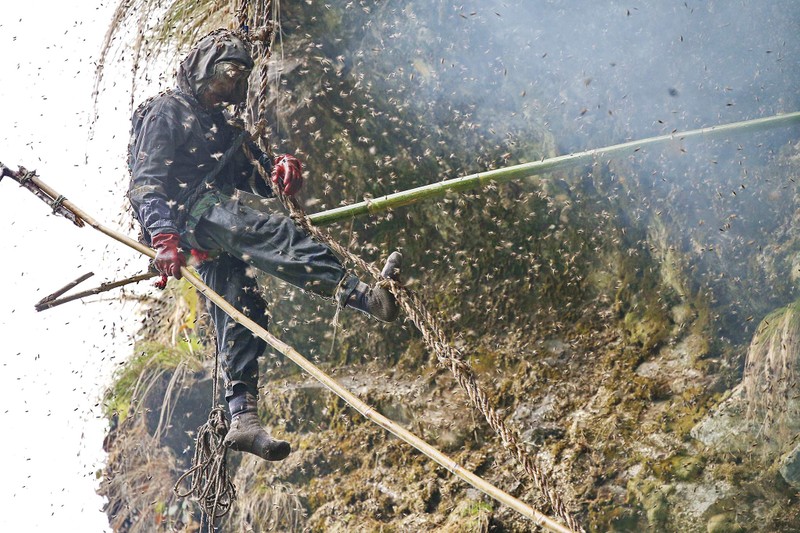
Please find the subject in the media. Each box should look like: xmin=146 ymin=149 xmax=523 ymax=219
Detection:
xmin=231 ymin=458 xmax=306 ymax=531
xmin=100 ymin=410 xmax=199 ymax=532
xmin=743 ymin=299 xmax=800 ymax=441
xmin=98 ymin=279 xmax=214 ymax=531
xmin=94 ymin=0 xmax=231 ymax=124
xmin=154 ymin=0 xmax=231 ymax=49
xmin=104 ymin=278 xmax=211 ymax=423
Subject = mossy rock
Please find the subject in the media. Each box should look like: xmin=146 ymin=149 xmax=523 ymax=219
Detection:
xmin=654 ymin=454 xmax=706 ymax=482
xmin=623 ymin=308 xmax=671 ymax=352
xmin=706 ymin=513 xmax=745 ymax=533
xmin=644 ymin=489 xmax=670 ymax=529
xmin=779 ymin=442 xmax=800 ymax=489
xmin=103 ymin=341 xmax=204 ymax=423
xmin=587 ymin=497 xmax=642 ymax=533
xmin=439 ymin=499 xmax=493 ymax=533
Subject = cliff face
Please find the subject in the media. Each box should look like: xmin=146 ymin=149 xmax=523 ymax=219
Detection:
xmin=99 ymin=1 xmax=800 ymax=531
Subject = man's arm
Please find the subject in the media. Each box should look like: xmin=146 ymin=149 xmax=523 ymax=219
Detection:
xmin=128 ymin=110 xmax=185 ymax=239
xmin=129 ymin=108 xmax=189 ymax=281
xmin=232 ymin=138 xmax=275 ymax=198
xmin=238 ymin=136 xmax=303 ymax=198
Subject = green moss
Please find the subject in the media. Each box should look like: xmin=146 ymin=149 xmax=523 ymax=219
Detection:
xmin=611 ymin=243 xmax=676 ymax=352
xmin=468 ymin=346 xmax=500 ymax=375
xmin=652 ymin=385 xmax=714 ymax=440
xmin=103 ymin=341 xmax=202 ymax=423
xmin=706 ymin=513 xmax=745 ymax=533
xmin=459 ymin=500 xmax=492 ymax=517
xmin=438 ymin=499 xmax=493 ymax=532
xmin=644 ymin=489 xmax=669 ymax=528
xmin=587 ymin=497 xmax=642 ymax=533
xmin=712 ymin=462 xmax=749 ymax=485
xmin=622 ymin=308 xmax=671 ymax=352
xmin=684 ymin=333 xmax=712 ymax=361
xmin=396 ymin=338 xmax=430 ymax=372
xmin=653 ymin=454 xmax=706 ymax=482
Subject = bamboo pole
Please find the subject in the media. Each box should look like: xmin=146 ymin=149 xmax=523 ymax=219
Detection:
xmin=1 ymin=164 xmax=85 ymax=227
xmin=9 ymin=171 xmax=575 ymax=533
xmin=308 ymin=111 xmax=800 ymax=226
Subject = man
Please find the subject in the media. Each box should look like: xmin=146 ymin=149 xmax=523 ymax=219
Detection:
xmin=128 ymin=29 xmax=401 ymax=462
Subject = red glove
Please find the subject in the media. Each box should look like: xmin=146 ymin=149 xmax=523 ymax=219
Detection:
xmin=272 ymin=154 xmax=303 ymax=196
xmin=151 ymin=233 xmax=185 ymax=281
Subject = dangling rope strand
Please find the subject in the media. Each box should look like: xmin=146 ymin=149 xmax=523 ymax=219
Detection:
xmin=235 ymin=0 xmax=250 ymax=31
xmin=174 ymin=406 xmax=235 ymax=522
xmin=173 ymin=304 xmax=235 ymax=530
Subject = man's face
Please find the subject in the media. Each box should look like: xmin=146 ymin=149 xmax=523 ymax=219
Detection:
xmin=205 ymin=60 xmax=252 ymax=106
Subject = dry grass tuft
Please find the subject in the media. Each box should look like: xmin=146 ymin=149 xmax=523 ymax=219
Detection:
xmin=229 ymin=456 xmax=306 ymax=532
xmin=743 ymin=300 xmax=800 ymax=441
xmin=93 ymin=0 xmax=231 ymax=127
xmin=100 ymin=414 xmax=198 ymax=532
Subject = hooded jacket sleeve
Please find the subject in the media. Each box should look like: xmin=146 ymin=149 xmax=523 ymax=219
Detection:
xmin=128 ymin=109 xmax=187 ymax=238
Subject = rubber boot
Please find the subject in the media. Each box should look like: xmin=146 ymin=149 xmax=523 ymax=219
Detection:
xmin=224 ymin=391 xmax=291 ymax=461
xmin=347 ymin=251 xmax=402 ymax=322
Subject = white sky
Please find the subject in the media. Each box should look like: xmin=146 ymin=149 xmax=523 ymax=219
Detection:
xmin=0 ymin=2 xmax=148 ymax=531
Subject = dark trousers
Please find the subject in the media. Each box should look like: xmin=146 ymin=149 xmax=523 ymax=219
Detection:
xmin=193 ymin=193 xmax=358 ymax=398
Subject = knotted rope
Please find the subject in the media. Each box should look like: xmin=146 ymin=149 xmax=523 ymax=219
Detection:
xmin=173 ymin=340 xmax=235 ymax=529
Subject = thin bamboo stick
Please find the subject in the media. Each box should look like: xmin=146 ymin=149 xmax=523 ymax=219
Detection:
xmin=13 ymin=172 xmax=575 ymax=533
xmin=308 ymin=111 xmax=800 ymax=226
xmin=35 ymin=271 xmax=95 ymax=308
xmin=35 ymin=271 xmax=158 ymax=312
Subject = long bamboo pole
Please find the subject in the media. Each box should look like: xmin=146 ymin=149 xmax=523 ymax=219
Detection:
xmin=10 ymin=171 xmax=574 ymax=533
xmin=309 ymin=111 xmax=800 ymax=226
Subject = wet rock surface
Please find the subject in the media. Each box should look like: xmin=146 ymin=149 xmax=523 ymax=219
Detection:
xmin=780 ymin=444 xmax=800 ymax=489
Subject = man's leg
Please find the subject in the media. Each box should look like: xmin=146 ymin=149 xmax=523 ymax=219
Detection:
xmin=197 ymin=254 xmax=290 ymax=461
xmin=194 ymin=196 xmax=401 ymax=321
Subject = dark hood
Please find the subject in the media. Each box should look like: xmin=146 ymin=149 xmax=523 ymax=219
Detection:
xmin=177 ymin=30 xmax=254 ymax=99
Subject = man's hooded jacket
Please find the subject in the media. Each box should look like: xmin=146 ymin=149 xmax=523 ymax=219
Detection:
xmin=128 ymin=30 xmax=271 ymax=245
